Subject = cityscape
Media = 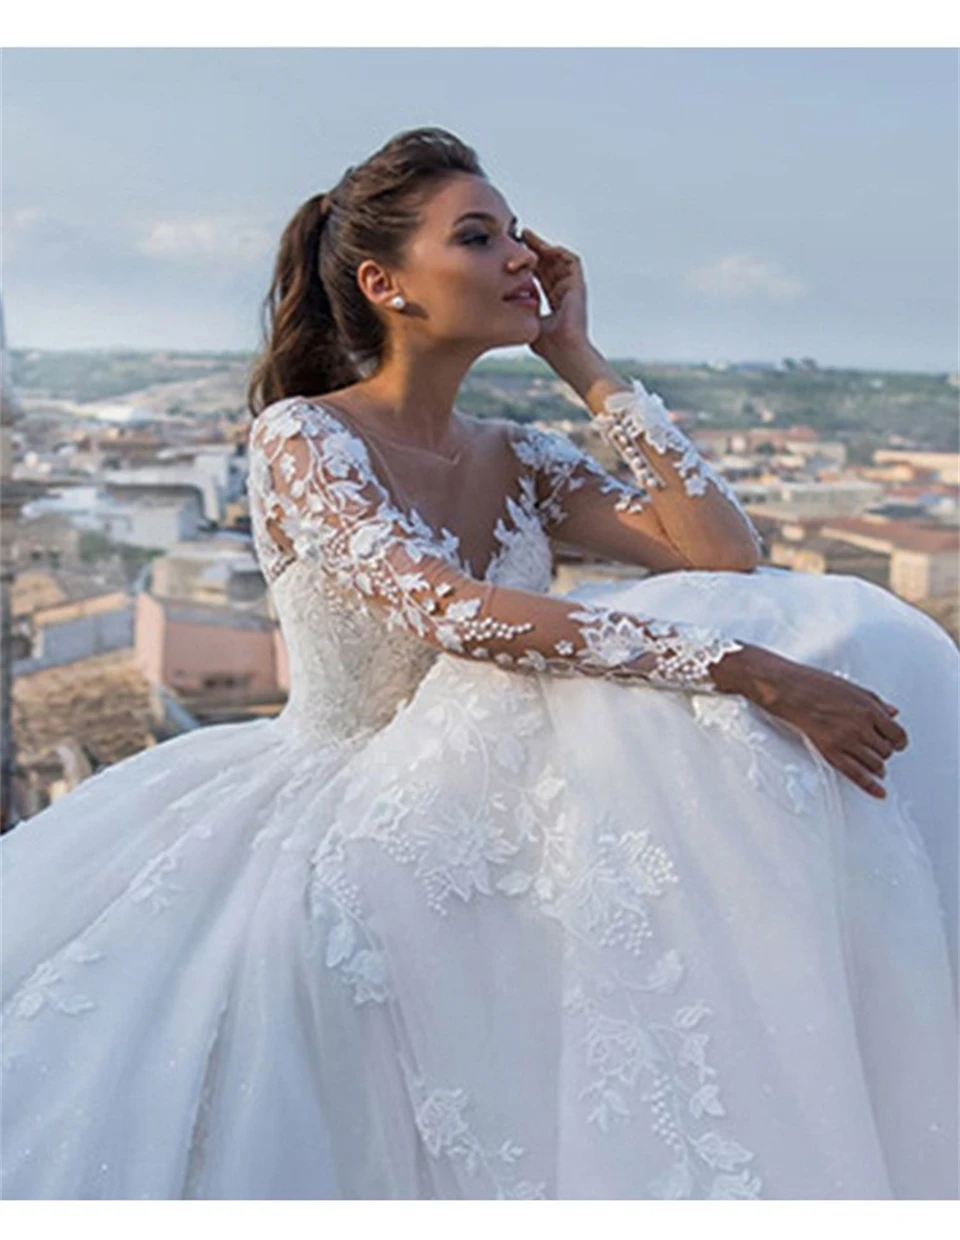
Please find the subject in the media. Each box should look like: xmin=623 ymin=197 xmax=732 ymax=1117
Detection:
xmin=1 ymin=336 xmax=958 ymax=827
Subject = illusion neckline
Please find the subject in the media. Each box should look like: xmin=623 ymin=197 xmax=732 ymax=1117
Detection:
xmin=291 ymin=395 xmax=538 ymax=583
xmin=305 ymin=395 xmax=469 ymax=466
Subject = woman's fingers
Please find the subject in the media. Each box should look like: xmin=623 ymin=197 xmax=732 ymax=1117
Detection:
xmin=873 ymin=714 xmax=907 ymax=748
xmin=523 ymin=229 xmax=582 ymax=275
xmin=873 ymin=709 xmax=909 ymax=750
xmin=523 ymin=229 xmax=561 ymax=269
xmin=867 ymin=731 xmax=896 ymax=760
xmin=861 ymin=690 xmax=908 ymax=746
xmin=830 ymin=750 xmax=887 ymax=799
xmin=846 ymin=741 xmax=887 ymax=777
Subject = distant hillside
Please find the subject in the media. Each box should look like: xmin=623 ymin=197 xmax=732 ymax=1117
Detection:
xmin=616 ymin=362 xmax=958 ymax=449
xmin=9 ymin=348 xmax=958 ymax=452
xmin=468 ymin=357 xmax=959 ymax=452
xmin=9 ymin=349 xmax=249 ymax=405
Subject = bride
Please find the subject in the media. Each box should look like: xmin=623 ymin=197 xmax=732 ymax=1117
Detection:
xmin=2 ymin=126 xmax=957 ymax=1201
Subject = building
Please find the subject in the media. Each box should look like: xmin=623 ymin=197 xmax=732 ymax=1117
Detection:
xmin=819 ymin=517 xmax=960 ymax=603
xmin=13 ymin=588 xmax=134 ymax=676
xmin=872 ymin=451 xmax=960 ymax=488
xmin=742 ymin=478 xmax=886 ymax=520
xmin=1 ymin=298 xmax=49 ymax=829
xmin=134 ymin=536 xmax=287 ymax=721
xmin=22 ymin=481 xmax=205 ymax=550
xmin=690 ymin=426 xmax=821 ymax=455
xmin=768 ymin=535 xmax=889 ymax=587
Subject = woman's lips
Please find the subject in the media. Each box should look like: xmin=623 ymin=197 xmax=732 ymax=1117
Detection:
xmin=505 ymin=293 xmax=539 ymax=307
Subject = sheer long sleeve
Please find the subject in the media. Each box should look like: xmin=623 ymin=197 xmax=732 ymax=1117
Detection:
xmin=504 ymin=381 xmax=764 ymax=571
xmin=248 ymin=398 xmax=747 ymax=693
xmin=505 ymin=421 xmax=695 ymax=572
xmin=591 ymin=377 xmax=765 ymax=558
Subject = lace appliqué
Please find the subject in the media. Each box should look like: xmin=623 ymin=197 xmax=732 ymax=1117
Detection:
xmin=593 ymin=378 xmax=765 ymax=557
xmin=564 ymin=980 xmax=763 ymax=1199
xmin=307 ymin=832 xmax=392 ymax=1006
xmin=564 ymin=609 xmax=744 ymax=692
xmin=247 ymin=398 xmax=747 ymax=693
xmin=507 ymin=421 xmax=654 ymax=529
xmin=691 ymin=694 xmax=824 ymax=817
xmin=303 ymin=662 xmax=762 ymax=1197
xmin=1 ymin=938 xmax=104 ymax=1074
xmin=1 ymin=764 xmax=252 ymax=1062
xmin=401 ymin=1060 xmax=548 ymax=1199
xmin=3 ymin=940 xmax=104 ymax=1024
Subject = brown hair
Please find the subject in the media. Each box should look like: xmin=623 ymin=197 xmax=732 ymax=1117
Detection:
xmin=246 ymin=127 xmax=485 ymax=418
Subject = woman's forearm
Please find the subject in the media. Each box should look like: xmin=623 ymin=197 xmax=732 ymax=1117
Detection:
xmin=551 ymin=341 xmax=764 ymax=571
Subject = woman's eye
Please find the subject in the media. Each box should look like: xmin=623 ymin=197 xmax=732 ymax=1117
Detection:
xmin=462 ymin=230 xmax=524 ymax=246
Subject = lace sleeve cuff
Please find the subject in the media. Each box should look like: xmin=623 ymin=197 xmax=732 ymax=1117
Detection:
xmin=564 ymin=605 xmax=746 ymax=693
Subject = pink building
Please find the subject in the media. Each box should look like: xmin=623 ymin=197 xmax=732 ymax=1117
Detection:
xmin=135 ymin=591 xmax=288 ymax=712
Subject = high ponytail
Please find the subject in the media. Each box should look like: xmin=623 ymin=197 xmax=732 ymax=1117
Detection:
xmin=246 ymin=192 xmax=354 ymax=413
xmin=246 ymin=127 xmax=485 ymax=418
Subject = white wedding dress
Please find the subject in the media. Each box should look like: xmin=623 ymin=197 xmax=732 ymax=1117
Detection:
xmin=2 ymin=380 xmax=957 ymax=1201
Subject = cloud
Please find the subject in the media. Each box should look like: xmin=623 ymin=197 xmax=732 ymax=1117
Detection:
xmin=686 ymin=253 xmax=807 ymax=301
xmin=3 ymin=207 xmax=92 ymax=260
xmin=134 ymin=215 xmax=274 ymax=265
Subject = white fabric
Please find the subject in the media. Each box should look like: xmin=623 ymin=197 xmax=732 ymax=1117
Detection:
xmin=2 ymin=393 xmax=957 ymax=1200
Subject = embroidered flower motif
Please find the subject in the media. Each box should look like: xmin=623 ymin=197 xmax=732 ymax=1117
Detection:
xmin=247 ymin=397 xmax=747 ymax=693
xmin=128 ymin=853 xmax=183 ymax=914
xmin=593 ymin=378 xmax=764 ymax=556
xmin=240 ymin=394 xmax=774 ymax=1198
xmin=414 ymin=1087 xmax=471 ymax=1158
xmin=691 ymin=693 xmax=824 ymax=817
xmin=566 ymin=980 xmax=763 ymax=1198
xmin=403 ymin=1065 xmax=548 ymax=1198
xmin=5 ymin=939 xmax=104 ymax=1023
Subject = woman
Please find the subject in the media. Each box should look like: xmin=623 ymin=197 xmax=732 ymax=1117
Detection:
xmin=2 ymin=126 xmax=956 ymax=1201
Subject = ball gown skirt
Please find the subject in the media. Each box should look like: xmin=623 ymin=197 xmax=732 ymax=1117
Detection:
xmin=1 ymin=565 xmax=957 ymax=1200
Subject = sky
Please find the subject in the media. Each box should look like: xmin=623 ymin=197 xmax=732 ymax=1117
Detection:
xmin=2 ymin=47 xmax=957 ymax=372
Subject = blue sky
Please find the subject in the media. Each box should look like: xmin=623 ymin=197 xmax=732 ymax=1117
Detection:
xmin=2 ymin=47 xmax=957 ymax=371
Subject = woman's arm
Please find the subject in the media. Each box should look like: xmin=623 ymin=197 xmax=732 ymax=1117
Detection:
xmin=517 ymin=228 xmax=761 ymax=571
xmin=507 ymin=417 xmax=752 ymax=575
xmin=248 ymin=397 xmax=751 ymax=693
xmin=553 ymin=342 xmax=764 ymax=571
xmin=249 ymin=398 xmax=908 ymax=798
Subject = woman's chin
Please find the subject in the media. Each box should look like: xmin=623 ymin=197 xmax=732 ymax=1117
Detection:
xmin=495 ymin=321 xmax=542 ymax=349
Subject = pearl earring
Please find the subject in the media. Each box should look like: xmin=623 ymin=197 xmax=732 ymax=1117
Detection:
xmin=389 ymin=295 xmax=405 ymax=310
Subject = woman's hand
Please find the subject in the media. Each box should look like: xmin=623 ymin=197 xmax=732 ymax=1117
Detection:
xmin=520 ymin=228 xmax=591 ymax=367
xmin=712 ymin=644 xmax=909 ymax=799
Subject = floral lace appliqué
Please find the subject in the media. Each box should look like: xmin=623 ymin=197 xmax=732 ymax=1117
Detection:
xmin=247 ymin=397 xmax=746 ymax=693
xmin=401 ymin=1060 xmax=548 ymax=1199
xmin=593 ymin=378 xmax=765 ymax=558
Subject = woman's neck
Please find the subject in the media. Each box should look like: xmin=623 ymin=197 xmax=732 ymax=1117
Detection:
xmin=351 ymin=348 xmax=479 ymax=450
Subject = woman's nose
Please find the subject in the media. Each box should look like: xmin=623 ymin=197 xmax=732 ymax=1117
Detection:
xmin=509 ymin=238 xmax=537 ymax=267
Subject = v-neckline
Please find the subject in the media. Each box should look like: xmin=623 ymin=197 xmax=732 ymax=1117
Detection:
xmin=311 ymin=394 xmax=468 ymax=466
xmin=297 ymin=396 xmax=535 ymax=583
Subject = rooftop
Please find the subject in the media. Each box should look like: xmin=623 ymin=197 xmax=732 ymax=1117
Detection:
xmin=821 ymin=517 xmax=960 ymax=554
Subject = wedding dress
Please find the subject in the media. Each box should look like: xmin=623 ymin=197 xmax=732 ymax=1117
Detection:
xmin=2 ymin=378 xmax=957 ymax=1201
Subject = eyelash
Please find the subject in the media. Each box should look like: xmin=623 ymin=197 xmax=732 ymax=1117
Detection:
xmin=462 ymin=230 xmax=524 ymax=247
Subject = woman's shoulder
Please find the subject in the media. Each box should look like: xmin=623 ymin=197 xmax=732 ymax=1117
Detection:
xmin=489 ymin=416 xmax=591 ymax=472
xmin=249 ymin=394 xmax=342 ymax=443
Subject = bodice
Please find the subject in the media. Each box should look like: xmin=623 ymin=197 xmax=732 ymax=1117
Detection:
xmin=251 ymin=452 xmax=556 ymax=746
xmin=245 ymin=387 xmax=759 ymax=747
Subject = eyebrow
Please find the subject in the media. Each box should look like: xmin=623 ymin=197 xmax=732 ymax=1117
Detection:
xmin=452 ymin=211 xmax=518 ymax=228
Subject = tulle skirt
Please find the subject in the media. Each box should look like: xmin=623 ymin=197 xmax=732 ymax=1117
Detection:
xmin=2 ymin=566 xmax=957 ymax=1199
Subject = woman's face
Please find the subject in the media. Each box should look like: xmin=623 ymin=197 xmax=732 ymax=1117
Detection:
xmin=361 ymin=173 xmax=542 ymax=352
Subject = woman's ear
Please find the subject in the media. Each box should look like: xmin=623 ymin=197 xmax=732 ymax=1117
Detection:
xmin=355 ymin=258 xmax=396 ymax=310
